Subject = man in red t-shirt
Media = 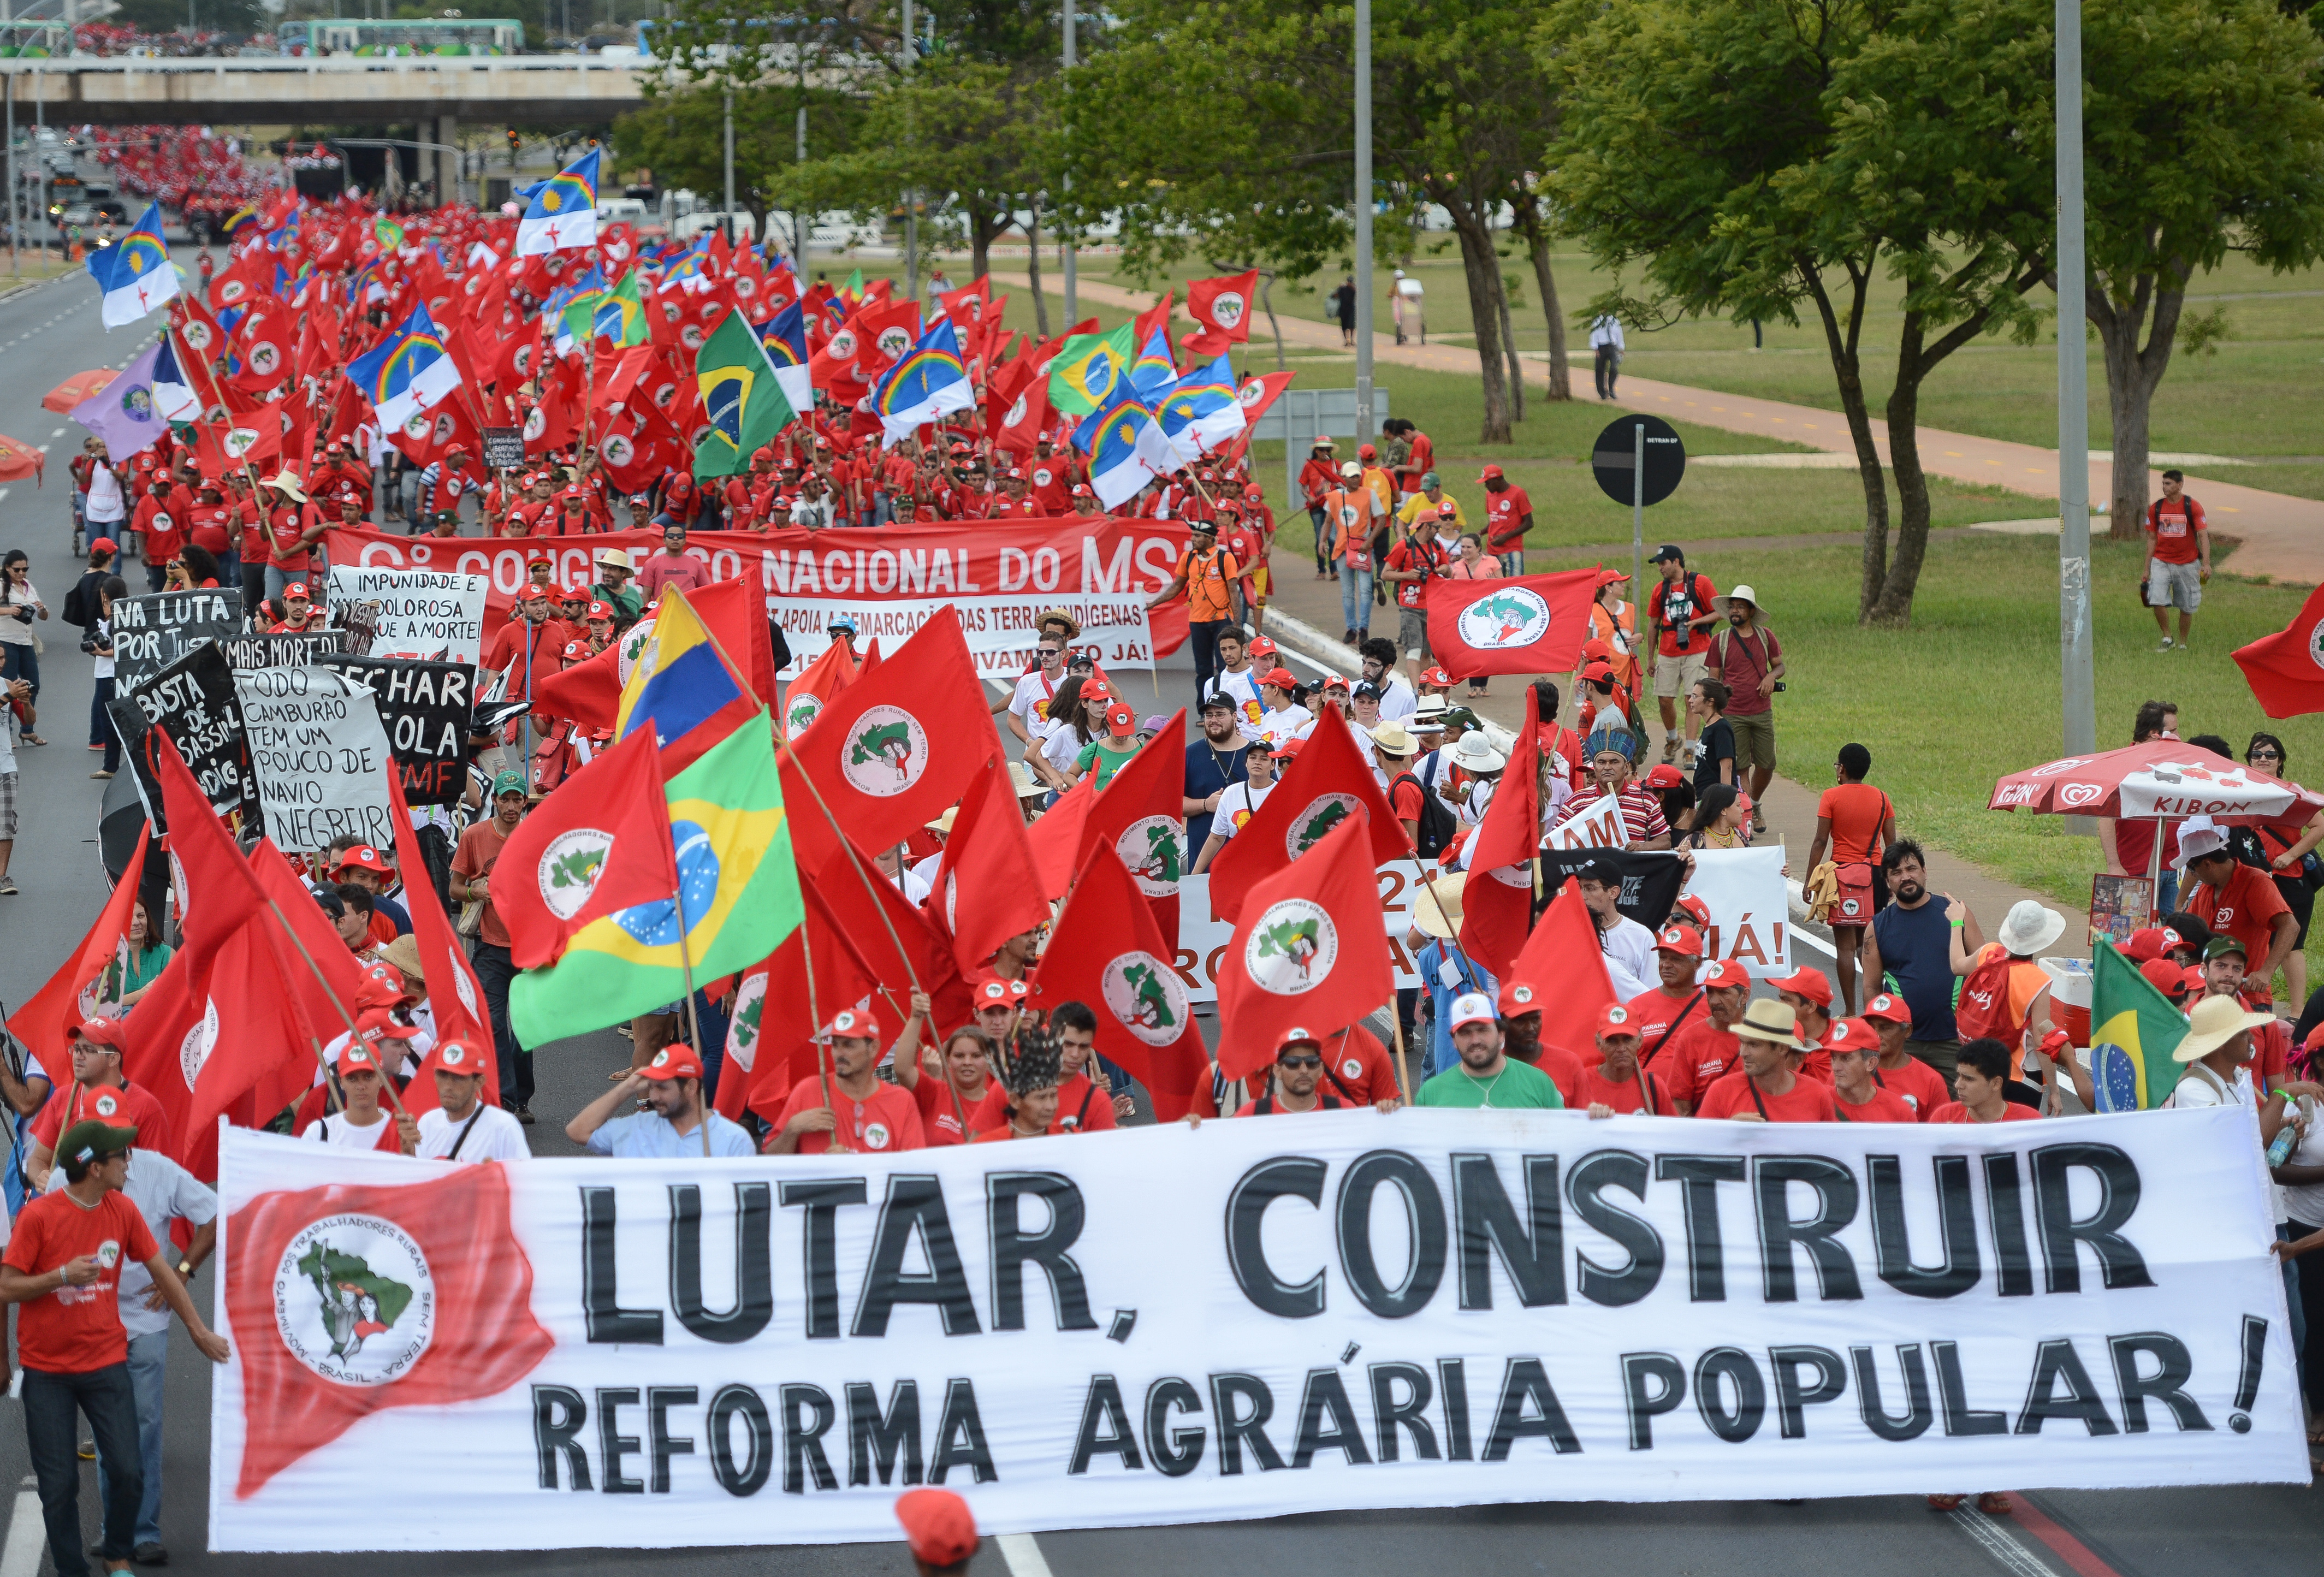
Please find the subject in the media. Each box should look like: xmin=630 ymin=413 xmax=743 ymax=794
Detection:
xmin=1480 ymin=464 xmax=1533 ymax=575
xmin=969 ymin=1001 xmax=1127 ymax=1134
xmin=26 ymin=1019 xmax=175 ymax=1191
xmin=1646 ymin=546 xmax=1720 ymax=765
xmin=1493 ymin=980 xmax=1587 ymax=1104
xmin=1 ymin=1117 xmax=229 ymax=1577
xmin=2143 ymin=468 xmax=2210 ymax=651
xmin=1861 ymin=991 xmax=1948 ymax=1116
xmin=1926 ymin=1038 xmax=2043 ymax=1124
xmin=2180 ymin=816 xmax=2299 ymax=1002
xmin=1655 ymin=959 xmax=1750 ymax=1113
xmin=261 ymin=473 xmax=326 ymax=601
xmin=1575 ymin=1003 xmax=1681 ymax=1116
xmin=1627 ymin=924 xmax=1705 ymax=1058
xmin=767 ymin=1007 xmax=927 ymax=1155
xmin=1234 ymin=1028 xmax=1398 ymax=1116
xmin=129 ymin=478 xmax=183 ymax=592
xmin=1695 ymin=1000 xmax=1837 ymax=1122
xmin=1827 ymin=1017 xmax=1918 ymax=1122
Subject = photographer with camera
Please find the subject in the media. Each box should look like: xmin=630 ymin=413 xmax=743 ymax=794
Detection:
xmin=1712 ymin=584 xmax=1785 ymax=834
xmin=1381 ymin=507 xmax=1454 ymax=686
xmin=1646 ymin=545 xmax=1719 ymax=765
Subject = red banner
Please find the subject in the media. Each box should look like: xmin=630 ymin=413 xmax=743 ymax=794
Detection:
xmin=321 ymin=518 xmax=1194 ymax=678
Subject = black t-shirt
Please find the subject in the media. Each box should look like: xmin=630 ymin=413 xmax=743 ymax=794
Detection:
xmin=1870 ymin=898 xmax=1958 ymax=1042
xmin=1693 ymin=716 xmax=1736 ymax=796
xmin=1185 ymin=739 xmax=1248 ymax=850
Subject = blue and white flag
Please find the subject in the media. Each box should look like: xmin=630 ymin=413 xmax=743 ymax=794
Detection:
xmin=755 ymin=301 xmax=813 ymax=417
xmin=1079 ymin=385 xmax=1176 ymax=511
xmin=872 ymin=319 xmax=977 ymax=441
xmin=87 ymin=203 xmax=180 ymax=328
xmin=515 ymin=148 xmax=600 ymax=257
xmin=347 ymin=304 xmax=463 ymax=433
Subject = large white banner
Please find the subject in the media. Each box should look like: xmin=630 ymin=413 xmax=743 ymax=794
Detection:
xmin=1680 ymin=846 xmax=1792 ymax=979
xmin=212 ymin=1108 xmax=2299 ymax=1552
xmin=324 ymin=565 xmax=489 ymax=664
xmin=233 ymin=666 xmax=396 ymax=851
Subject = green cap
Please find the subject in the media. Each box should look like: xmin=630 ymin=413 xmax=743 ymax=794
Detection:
xmin=2204 ymin=934 xmax=2249 ymax=962
xmin=57 ymin=1119 xmax=138 ymax=1171
xmin=490 ymin=770 xmax=527 ymax=801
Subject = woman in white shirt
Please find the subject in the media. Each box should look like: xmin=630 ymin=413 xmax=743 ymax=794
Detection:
xmin=1 ymin=550 xmax=47 ymax=744
xmin=85 ymin=574 xmax=127 ymax=776
xmin=1029 ymin=675 xmax=1100 ymax=795
xmin=299 ymin=1042 xmax=413 ymax=1152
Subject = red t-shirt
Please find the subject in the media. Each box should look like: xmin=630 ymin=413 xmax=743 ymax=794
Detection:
xmin=1574 ymin=1064 xmax=1680 ymax=1116
xmin=1388 ymin=775 xmax=1428 ymax=828
xmin=1658 ymin=1021 xmax=1741 ymax=1110
xmin=1926 ymin=1100 xmax=2042 ymax=1124
xmin=1625 ymin=986 xmax=1704 ymax=1055
xmin=1400 ymin=432 xmax=1434 ymax=494
xmin=266 ymin=503 xmax=319 ymax=571
xmin=911 ymin=1075 xmax=989 ymax=1148
xmin=1385 ymin=540 xmax=1447 ymax=609
xmin=1875 ymin=1055 xmax=1949 ymax=1120
xmin=33 ymin=1081 xmax=174 ymax=1162
xmin=970 ymin=1072 xmax=1119 ymax=1135
xmin=1525 ymin=1042 xmax=1587 ymax=1105
xmin=1833 ymin=1086 xmax=1920 ymax=1123
xmin=1027 ymin=460 xmax=1072 ymax=513
xmin=1650 ymin=572 xmax=1718 ymax=659
xmin=2147 ymin=496 xmax=2206 ymax=565
xmin=4 ymin=1189 xmax=160 ymax=1373
xmin=1233 ymin=1093 xmax=1362 ymax=1116
xmin=186 ymin=501 xmax=237 ymax=556
xmin=773 ymin=1075 xmax=927 ymax=1155
xmin=2187 ymin=863 xmax=2292 ymax=974
xmin=1314 ymin=1022 xmax=1400 ymax=1107
xmin=132 ymin=496 xmax=185 ymax=561
xmin=1695 ymin=1071 xmax=1839 ymax=1122
xmin=1484 ymin=484 xmax=1533 ymax=551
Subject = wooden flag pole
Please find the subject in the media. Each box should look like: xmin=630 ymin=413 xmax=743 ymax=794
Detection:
xmin=656 ymin=764 xmax=715 ymax=1160
xmin=1390 ymin=1012 xmax=1414 ymax=1104
xmin=797 ymin=903 xmax=847 ymax=1153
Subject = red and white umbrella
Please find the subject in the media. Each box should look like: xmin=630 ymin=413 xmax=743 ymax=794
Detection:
xmin=1989 ymin=740 xmax=2324 ymax=826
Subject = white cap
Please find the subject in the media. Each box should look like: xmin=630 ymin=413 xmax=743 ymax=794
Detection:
xmin=1449 ymin=992 xmax=1498 ymax=1030
xmin=2175 ymin=813 xmax=2230 ymax=870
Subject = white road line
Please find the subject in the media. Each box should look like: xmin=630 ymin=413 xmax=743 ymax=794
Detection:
xmin=997 ymin=1531 xmax=1056 ymax=1577
xmin=0 ymin=1489 xmax=46 ymax=1577
xmin=46 ymin=429 xmax=60 ymax=438
xmin=1949 ymin=1505 xmax=2061 ymax=1577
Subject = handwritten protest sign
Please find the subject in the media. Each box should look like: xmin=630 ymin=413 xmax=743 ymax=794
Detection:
xmin=233 ymin=666 xmax=395 ymax=850
xmin=215 ymin=630 xmax=352 ymax=671
xmin=110 ymin=588 xmax=242 ymax=697
xmin=105 ymin=641 xmax=258 ymax=833
xmin=324 ymin=565 xmax=487 ymax=663
xmin=321 ymin=656 xmax=475 ymax=809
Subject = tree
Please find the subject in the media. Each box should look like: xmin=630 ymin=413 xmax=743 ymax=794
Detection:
xmin=1544 ymin=0 xmax=2057 ymax=625
xmin=2074 ymin=0 xmax=2324 ymax=538
xmin=614 ymin=82 xmax=863 ymax=242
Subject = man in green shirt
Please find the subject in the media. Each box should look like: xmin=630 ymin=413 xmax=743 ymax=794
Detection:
xmin=590 ymin=546 xmax=645 ymax=628
xmin=1416 ymin=993 xmax=1566 ymax=1109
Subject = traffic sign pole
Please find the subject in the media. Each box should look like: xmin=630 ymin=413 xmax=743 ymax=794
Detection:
xmin=1632 ymin=421 xmax=1645 ymax=606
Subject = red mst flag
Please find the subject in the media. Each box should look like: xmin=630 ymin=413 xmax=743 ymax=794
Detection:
xmin=491 ymin=727 xmax=678 ymax=969
xmin=381 ymin=769 xmax=501 ymax=1112
xmin=784 ymin=608 xmax=995 ymax=857
xmin=1459 ymin=708 xmax=1544 ymax=980
xmin=1231 ymin=370 xmax=1295 ymax=432
xmin=225 ymin=1160 xmax=555 ymax=1498
xmin=1134 ymin=288 xmax=1176 ymax=357
xmin=1187 ymin=270 xmax=1259 ymax=343
xmin=2233 ymin=584 xmax=2324 ymax=719
xmin=1026 ymin=776 xmax=1097 ymax=900
xmin=527 ymin=642 xmax=621 ymax=733
xmin=1208 ymin=710 xmax=1410 ymax=926
xmin=1217 ymin=815 xmax=1395 ymax=1081
xmin=1502 ymin=881 xmax=1616 ymax=1060
xmin=929 ymin=756 xmax=1050 ymax=980
xmin=3 ymin=824 xmax=146 ymax=1095
xmin=1425 ymin=566 xmax=1600 ymax=680
xmin=731 ymin=882 xmax=882 ymax=1124
xmin=1033 ymin=845 xmax=1210 ymax=1119
xmin=779 ymin=638 xmax=858 ymax=737
xmin=1074 ymin=710 xmax=1188 ymax=942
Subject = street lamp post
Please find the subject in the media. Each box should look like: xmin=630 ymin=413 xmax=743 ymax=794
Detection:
xmin=2056 ymin=0 xmax=2095 ymax=781
xmin=1060 ymin=0 xmax=1075 ymax=324
xmin=1351 ymin=0 xmax=1372 ymax=440
xmin=902 ymin=0 xmax=916 ymax=300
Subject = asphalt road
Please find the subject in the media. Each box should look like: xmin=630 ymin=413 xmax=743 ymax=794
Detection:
xmin=0 ymin=265 xmax=2319 ymax=1575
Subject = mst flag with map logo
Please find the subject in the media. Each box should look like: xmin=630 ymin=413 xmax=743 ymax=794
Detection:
xmin=1217 ymin=815 xmax=1394 ymax=1080
xmin=224 ymin=1149 xmax=555 ymax=1498
xmin=1207 ymin=709 xmax=1410 ymax=926
xmin=691 ymin=308 xmax=797 ymax=479
xmin=1072 ymin=708 xmax=1188 ymax=941
xmin=491 ymin=727 xmax=681 ymax=969
xmin=1425 ymin=566 xmax=1598 ymax=679
xmin=1032 ymin=844 xmax=1210 ymax=1120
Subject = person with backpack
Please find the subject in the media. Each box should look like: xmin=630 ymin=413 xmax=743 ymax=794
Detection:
xmin=1805 ymin=741 xmax=1898 ymax=1013
xmin=1647 ymin=544 xmax=1720 ymax=764
xmin=1374 ymin=722 xmax=1455 ymax=857
xmin=1949 ymin=898 xmax=2062 ymax=1108
xmin=2143 ymin=467 xmax=2210 ymax=652
xmin=1711 ymin=584 xmax=1784 ymax=832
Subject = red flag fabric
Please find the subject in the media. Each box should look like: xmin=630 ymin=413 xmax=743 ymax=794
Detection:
xmin=1073 ymin=711 xmax=1188 ymax=942
xmin=780 ymin=638 xmax=858 ymax=736
xmin=225 ymin=1162 xmax=555 ymax=1497
xmin=1134 ymin=289 xmax=1176 ymax=357
xmin=1424 ymin=567 xmax=1600 ymax=679
xmin=1233 ymin=370 xmax=1296 ymax=432
xmin=1216 ymin=815 xmax=1396 ymax=1082
xmin=1459 ymin=708 xmax=1544 ymax=980
xmin=785 ymin=608 xmax=996 ymax=856
xmin=490 ymin=727 xmax=678 ymax=968
xmin=1187 ymin=270 xmax=1259 ymax=343
xmin=1025 ymin=774 xmax=1097 ymax=898
xmin=1030 ymin=845 xmax=1211 ymax=1120
xmin=382 ymin=769 xmax=502 ymax=1111
xmin=3 ymin=825 xmax=146 ymax=1090
xmin=732 ymin=884 xmax=883 ymax=1123
xmin=528 ymin=641 xmax=621 ymax=731
xmin=1207 ymin=710 xmax=1410 ymax=926
xmin=929 ymin=756 xmax=1050 ymax=980
xmin=2233 ymin=583 xmax=2324 ymax=719
xmin=1502 ymin=881 xmax=1616 ymax=1058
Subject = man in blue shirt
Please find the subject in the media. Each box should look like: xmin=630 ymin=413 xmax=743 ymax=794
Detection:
xmin=564 ymin=1047 xmax=755 ymax=1157
xmin=1863 ymin=839 xmax=1984 ymax=1089
xmin=1183 ymin=694 xmax=1248 ymax=852
xmin=1405 ymin=875 xmax=1497 ymax=1079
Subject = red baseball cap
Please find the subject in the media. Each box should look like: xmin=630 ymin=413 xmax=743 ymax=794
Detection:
xmin=2182 ymin=965 xmax=2208 ymax=997
xmin=1822 ymin=1018 xmax=1878 ymax=1056
xmin=1260 ymin=666 xmax=1299 ymax=689
xmin=1276 ymin=1025 xmax=1322 ymax=1054
xmin=1653 ymin=924 xmax=1703 ymax=958
xmin=1860 ymin=991 xmax=1913 ymax=1025
xmin=1268 ymin=736 xmax=1307 ymax=760
xmin=1479 ymin=464 xmax=1504 ymax=481
xmin=1770 ymin=967 xmax=1833 ymax=1007
xmin=585 ymin=600 xmax=616 ymax=621
xmin=1247 ymin=636 xmax=1279 ymax=659
xmin=2138 ymin=958 xmax=2191 ymax=1001
xmin=1420 ymin=667 xmax=1455 ymax=689
xmin=335 ymin=1040 xmax=384 ymax=1074
xmin=562 ymin=639 xmax=591 ymax=661
xmin=1700 ymin=959 xmax=1752 ymax=991
xmin=332 ymin=844 xmax=391 ymax=878
xmin=639 ymin=1046 xmax=705 ymax=1081
xmin=976 ymin=978 xmax=1029 ymax=1007
xmin=73 ymin=1016 xmax=128 ymax=1051
xmin=518 ymin=585 xmax=551 ymax=603
xmin=822 ymin=1007 xmax=877 ymax=1041
xmin=282 ymin=583 xmax=311 ymax=601
xmin=433 ymin=1040 xmax=484 ymax=1076
xmin=894 ymin=1488 xmax=978 ymax=1568
xmin=1641 ymin=764 xmax=1686 ymax=791
xmin=2125 ymin=927 xmax=2183 ymax=964
xmin=1671 ymin=894 xmax=1712 ymax=929
xmin=1105 ymin=702 xmax=1138 ymax=739
xmin=1499 ymin=979 xmax=1540 ymax=1016
xmin=1596 ymin=1002 xmax=1639 ymax=1039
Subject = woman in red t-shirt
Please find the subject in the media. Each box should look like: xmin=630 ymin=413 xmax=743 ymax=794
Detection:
xmin=1806 ymin=743 xmax=1896 ymax=1012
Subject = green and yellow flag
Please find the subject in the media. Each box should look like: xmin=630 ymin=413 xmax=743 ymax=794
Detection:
xmin=510 ymin=718 xmax=802 ymax=1047
xmin=2087 ymin=939 xmax=2189 ymax=1112
xmin=1047 ymin=323 xmax=1137 ymax=416
xmin=691 ymin=307 xmax=796 ymax=478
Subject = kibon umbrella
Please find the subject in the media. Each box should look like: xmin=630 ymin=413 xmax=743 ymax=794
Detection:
xmin=0 ymin=436 xmax=43 ymax=484
xmin=43 ymin=369 xmax=117 ymax=412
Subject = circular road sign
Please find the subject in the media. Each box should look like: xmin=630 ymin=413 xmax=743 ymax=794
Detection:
xmin=1590 ymin=414 xmax=1687 ymax=507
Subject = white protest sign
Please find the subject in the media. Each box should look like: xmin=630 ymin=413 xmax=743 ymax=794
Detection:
xmin=1178 ymin=864 xmax=1426 ymax=1004
xmin=233 ymin=666 xmax=396 ymax=850
xmin=325 ymin=564 xmax=489 ymax=663
xmin=211 ymin=1107 xmax=2300 ymax=1552
xmin=1545 ymin=795 xmax=1627 ymax=851
xmin=1681 ymin=844 xmax=1792 ymax=977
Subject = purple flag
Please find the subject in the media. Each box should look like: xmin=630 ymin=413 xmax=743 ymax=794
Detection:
xmin=70 ymin=336 xmax=169 ymax=459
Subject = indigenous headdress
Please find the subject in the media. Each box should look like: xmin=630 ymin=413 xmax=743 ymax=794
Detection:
xmin=992 ymin=1013 xmax=1064 ymax=1098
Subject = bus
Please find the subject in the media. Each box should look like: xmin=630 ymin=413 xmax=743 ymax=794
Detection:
xmin=276 ymin=18 xmax=525 ymax=56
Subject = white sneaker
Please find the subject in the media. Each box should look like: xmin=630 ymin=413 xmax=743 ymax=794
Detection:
xmin=2156 ymin=636 xmax=2175 ymax=651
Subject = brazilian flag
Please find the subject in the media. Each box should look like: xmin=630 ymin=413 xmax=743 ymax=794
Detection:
xmin=510 ymin=719 xmax=803 ymax=1048
xmin=692 ymin=309 xmax=796 ymax=478
xmin=1047 ymin=323 xmax=1137 ymax=416
xmin=2088 ymin=940 xmax=2189 ymax=1111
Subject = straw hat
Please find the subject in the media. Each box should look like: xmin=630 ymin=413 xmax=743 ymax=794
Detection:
xmin=377 ymin=934 xmax=424 ymax=981
xmin=1734 ymin=998 xmax=1806 ymax=1051
xmin=1368 ymin=721 xmax=1419 ymax=758
xmin=926 ymin=807 xmax=959 ymax=835
xmin=1007 ymin=760 xmax=1044 ymax=799
xmin=2171 ymin=994 xmax=2275 ymax=1063
xmin=1036 ymin=607 xmax=1082 ymax=640
xmin=1412 ymin=872 xmax=1468 ymax=938
xmin=1996 ymin=900 xmax=2067 ymax=957
xmin=262 ymin=470 xmax=307 ymax=502
xmin=595 ymin=546 xmax=633 ymax=571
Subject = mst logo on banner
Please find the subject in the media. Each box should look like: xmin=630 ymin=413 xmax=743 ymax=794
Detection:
xmin=214 ymin=1111 xmax=2299 ymax=1553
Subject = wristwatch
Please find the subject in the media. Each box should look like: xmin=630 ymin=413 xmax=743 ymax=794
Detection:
xmin=176 ymin=1259 xmax=195 ymax=1279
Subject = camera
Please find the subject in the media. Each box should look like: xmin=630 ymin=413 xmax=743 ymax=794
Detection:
xmin=1772 ymin=681 xmax=1787 ymax=693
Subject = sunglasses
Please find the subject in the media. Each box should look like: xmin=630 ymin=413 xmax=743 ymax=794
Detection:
xmin=1278 ymin=1054 xmax=1323 ymax=1069
xmin=2250 ymin=750 xmax=2281 ymax=761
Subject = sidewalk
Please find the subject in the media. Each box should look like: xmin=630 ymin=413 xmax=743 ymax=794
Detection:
xmin=996 ymin=270 xmax=2324 ymax=583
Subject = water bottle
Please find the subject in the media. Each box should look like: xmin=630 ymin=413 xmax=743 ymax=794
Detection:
xmin=2267 ymin=1095 xmax=2312 ymax=1168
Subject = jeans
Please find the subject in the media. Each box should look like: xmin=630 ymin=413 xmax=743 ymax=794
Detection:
xmin=91 ymin=675 xmax=119 ymax=770
xmin=1497 ymin=550 xmax=1523 ymax=576
xmin=144 ymin=562 xmax=168 ymax=594
xmin=1339 ymin=568 xmax=1374 ymax=637
xmin=1594 ymin=344 xmax=1620 ymax=399
xmin=1308 ymin=505 xmax=1332 ymax=575
xmin=870 ymin=490 xmax=894 ymax=527
xmin=2158 ymin=870 xmax=2179 ymax=917
xmin=2291 ymin=1218 xmax=2324 ymax=1410
xmin=376 ymin=465 xmax=397 ymax=517
xmin=691 ymin=986 xmax=730 ymax=1104
xmin=472 ymin=940 xmax=531 ymax=1108
xmin=1189 ymin=619 xmax=1227 ymax=704
xmin=94 ymin=1330 xmax=167 ymax=1549
xmin=264 ymin=565 xmax=311 ymax=606
xmin=217 ymin=550 xmax=240 ymax=592
xmin=1 ymin=638 xmax=36 ymax=704
xmin=23 ymin=1362 xmax=141 ymax=1576
xmin=2281 ymin=1223 xmax=2308 ymax=1365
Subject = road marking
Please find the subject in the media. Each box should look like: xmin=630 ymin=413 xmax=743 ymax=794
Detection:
xmin=1948 ymin=1505 xmax=2058 ymax=1577
xmin=2008 ymin=1494 xmax=2125 ymax=1577
xmin=0 ymin=1489 xmax=45 ymax=1577
xmin=997 ymin=1532 xmax=1055 ymax=1577
xmin=47 ymin=429 xmax=61 ymax=438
